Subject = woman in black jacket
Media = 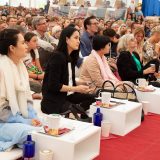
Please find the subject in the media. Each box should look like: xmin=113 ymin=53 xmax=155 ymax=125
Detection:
xmin=41 ymin=27 xmax=95 ymax=114
xmin=117 ymin=34 xmax=159 ymax=83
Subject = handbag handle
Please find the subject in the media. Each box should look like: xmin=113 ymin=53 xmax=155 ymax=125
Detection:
xmin=113 ymin=83 xmax=128 ymax=99
xmin=123 ymin=83 xmax=138 ymax=102
xmin=102 ymin=80 xmax=115 ymax=89
xmin=96 ymin=80 xmax=115 ymax=97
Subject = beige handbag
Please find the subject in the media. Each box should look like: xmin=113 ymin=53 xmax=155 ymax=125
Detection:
xmin=96 ymin=80 xmax=138 ymax=102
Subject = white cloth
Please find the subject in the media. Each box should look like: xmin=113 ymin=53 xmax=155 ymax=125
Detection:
xmin=0 ymin=55 xmax=32 ymax=118
xmin=23 ymin=49 xmax=39 ymax=65
xmin=67 ymin=63 xmax=73 ymax=95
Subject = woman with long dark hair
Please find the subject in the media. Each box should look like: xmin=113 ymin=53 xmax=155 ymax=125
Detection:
xmin=41 ymin=27 xmax=95 ymax=115
xmin=24 ymin=32 xmax=44 ymax=94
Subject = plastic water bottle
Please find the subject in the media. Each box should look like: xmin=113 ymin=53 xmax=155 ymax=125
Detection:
xmin=93 ymin=108 xmax=103 ymax=127
xmin=23 ymin=135 xmax=35 ymax=160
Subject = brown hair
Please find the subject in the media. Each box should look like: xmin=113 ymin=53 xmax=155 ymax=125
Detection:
xmin=134 ymin=27 xmax=145 ymax=37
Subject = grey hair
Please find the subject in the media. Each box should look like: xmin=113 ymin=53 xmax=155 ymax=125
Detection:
xmin=32 ymin=16 xmax=45 ymax=30
xmin=8 ymin=25 xmax=27 ymax=35
xmin=117 ymin=34 xmax=135 ymax=53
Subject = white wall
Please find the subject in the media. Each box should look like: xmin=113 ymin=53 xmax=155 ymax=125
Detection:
xmin=0 ymin=0 xmax=142 ymax=8
xmin=0 ymin=0 xmax=47 ymax=8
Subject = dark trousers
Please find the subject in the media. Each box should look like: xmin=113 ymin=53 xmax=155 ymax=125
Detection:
xmin=61 ymin=93 xmax=96 ymax=113
xmin=41 ymin=93 xmax=96 ymax=114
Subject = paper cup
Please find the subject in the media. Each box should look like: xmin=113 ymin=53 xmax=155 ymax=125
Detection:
xmin=141 ymin=101 xmax=150 ymax=115
xmin=101 ymin=121 xmax=111 ymax=137
xmin=39 ymin=150 xmax=53 ymax=160
xmin=136 ymin=78 xmax=147 ymax=88
xmin=101 ymin=92 xmax=111 ymax=104
xmin=46 ymin=114 xmax=61 ymax=129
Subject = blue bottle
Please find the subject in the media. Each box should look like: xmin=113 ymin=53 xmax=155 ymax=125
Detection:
xmin=93 ymin=108 xmax=103 ymax=127
xmin=23 ymin=135 xmax=35 ymax=160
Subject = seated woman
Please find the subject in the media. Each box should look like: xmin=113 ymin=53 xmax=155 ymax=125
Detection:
xmin=117 ymin=34 xmax=159 ymax=83
xmin=143 ymin=25 xmax=160 ymax=65
xmin=24 ymin=32 xmax=44 ymax=94
xmin=0 ymin=29 xmax=41 ymax=151
xmin=134 ymin=27 xmax=145 ymax=62
xmin=80 ymin=35 xmax=124 ymax=93
xmin=41 ymin=27 xmax=95 ymax=115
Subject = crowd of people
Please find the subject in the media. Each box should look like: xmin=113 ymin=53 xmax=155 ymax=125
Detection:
xmin=0 ymin=2 xmax=160 ymax=151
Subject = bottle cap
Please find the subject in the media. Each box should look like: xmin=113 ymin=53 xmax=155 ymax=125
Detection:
xmin=96 ymin=108 xmax=100 ymax=113
xmin=27 ymin=135 xmax=32 ymax=141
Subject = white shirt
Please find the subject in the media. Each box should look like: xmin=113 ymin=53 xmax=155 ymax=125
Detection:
xmin=67 ymin=62 xmax=73 ymax=95
xmin=23 ymin=49 xmax=39 ymax=65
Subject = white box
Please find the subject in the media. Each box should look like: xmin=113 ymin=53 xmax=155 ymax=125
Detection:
xmin=32 ymin=118 xmax=101 ymax=160
xmin=89 ymin=99 xmax=142 ymax=136
xmin=136 ymin=88 xmax=160 ymax=114
xmin=0 ymin=149 xmax=22 ymax=160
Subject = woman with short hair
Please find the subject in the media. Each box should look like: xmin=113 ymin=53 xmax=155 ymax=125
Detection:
xmin=80 ymin=35 xmax=123 ymax=92
xmin=117 ymin=34 xmax=158 ymax=83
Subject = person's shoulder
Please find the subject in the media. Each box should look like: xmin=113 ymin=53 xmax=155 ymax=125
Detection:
xmin=119 ymin=51 xmax=130 ymax=56
xmin=133 ymin=51 xmax=140 ymax=58
xmin=49 ymin=51 xmax=66 ymax=64
xmin=84 ymin=53 xmax=98 ymax=66
xmin=81 ymin=31 xmax=89 ymax=40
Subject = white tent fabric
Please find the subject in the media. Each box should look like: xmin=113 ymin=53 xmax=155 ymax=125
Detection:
xmin=0 ymin=0 xmax=47 ymax=8
xmin=0 ymin=0 xmax=141 ymax=8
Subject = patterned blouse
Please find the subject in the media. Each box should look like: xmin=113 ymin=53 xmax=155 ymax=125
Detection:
xmin=143 ymin=40 xmax=159 ymax=65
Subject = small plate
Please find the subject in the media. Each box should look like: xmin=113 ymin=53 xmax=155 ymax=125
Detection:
xmin=95 ymin=101 xmax=119 ymax=109
xmin=39 ymin=127 xmax=74 ymax=137
xmin=136 ymin=87 xmax=155 ymax=92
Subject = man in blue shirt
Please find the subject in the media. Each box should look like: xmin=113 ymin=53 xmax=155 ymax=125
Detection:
xmin=80 ymin=16 xmax=98 ymax=57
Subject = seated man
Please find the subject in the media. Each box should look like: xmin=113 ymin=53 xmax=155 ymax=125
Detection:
xmin=32 ymin=16 xmax=55 ymax=70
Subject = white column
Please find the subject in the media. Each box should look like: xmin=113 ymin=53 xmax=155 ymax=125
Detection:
xmin=29 ymin=0 xmax=31 ymax=8
xmin=8 ymin=0 xmax=11 ymax=6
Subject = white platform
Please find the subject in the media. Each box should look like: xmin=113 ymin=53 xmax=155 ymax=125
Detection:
xmin=32 ymin=118 xmax=101 ymax=160
xmin=89 ymin=98 xmax=142 ymax=136
xmin=136 ymin=87 xmax=160 ymax=114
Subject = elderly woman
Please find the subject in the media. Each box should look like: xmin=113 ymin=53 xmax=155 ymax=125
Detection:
xmin=0 ymin=29 xmax=41 ymax=151
xmin=117 ymin=34 xmax=158 ymax=83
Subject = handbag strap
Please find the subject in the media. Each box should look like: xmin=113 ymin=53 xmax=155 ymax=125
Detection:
xmin=113 ymin=83 xmax=128 ymax=99
xmin=123 ymin=83 xmax=138 ymax=102
xmin=102 ymin=80 xmax=115 ymax=89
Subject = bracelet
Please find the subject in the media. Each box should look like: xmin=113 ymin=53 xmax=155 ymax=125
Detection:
xmin=68 ymin=86 xmax=72 ymax=92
